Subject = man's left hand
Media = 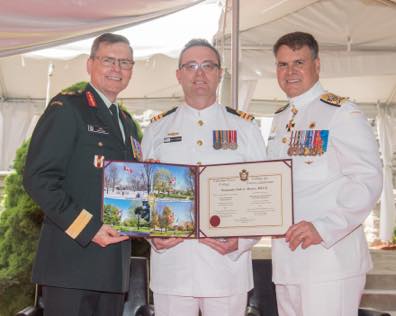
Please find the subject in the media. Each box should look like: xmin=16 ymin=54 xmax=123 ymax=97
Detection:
xmin=285 ymin=221 xmax=322 ymax=251
xmin=199 ymin=237 xmax=238 ymax=255
xmin=92 ymin=224 xmax=129 ymax=247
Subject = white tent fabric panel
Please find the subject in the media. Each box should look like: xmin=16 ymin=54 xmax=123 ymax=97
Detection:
xmin=377 ymin=103 xmax=396 ymax=241
xmin=0 ymin=54 xmax=182 ymax=100
xmin=0 ymin=101 xmax=44 ymax=170
xmin=216 ymin=0 xmax=396 ymax=104
xmin=0 ymin=0 xmax=204 ymax=57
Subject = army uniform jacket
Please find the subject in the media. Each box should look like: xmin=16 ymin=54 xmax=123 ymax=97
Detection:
xmin=23 ymin=84 xmax=140 ymax=292
xmin=142 ymin=102 xmax=267 ymax=296
xmin=267 ymin=82 xmax=382 ymax=284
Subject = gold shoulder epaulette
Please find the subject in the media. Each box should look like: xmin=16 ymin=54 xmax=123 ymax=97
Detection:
xmin=60 ymin=90 xmax=82 ymax=96
xmin=49 ymin=100 xmax=64 ymax=107
xmin=274 ymin=103 xmax=289 ymax=114
xmin=320 ymin=93 xmax=348 ymax=107
xmin=225 ymin=106 xmax=254 ymax=121
xmin=150 ymin=107 xmax=177 ymax=123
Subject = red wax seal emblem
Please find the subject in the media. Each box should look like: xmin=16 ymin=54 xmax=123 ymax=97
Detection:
xmin=210 ymin=215 xmax=221 ymax=227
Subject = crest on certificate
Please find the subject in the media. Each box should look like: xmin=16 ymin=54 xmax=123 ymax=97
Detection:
xmin=239 ymin=169 xmax=249 ymax=181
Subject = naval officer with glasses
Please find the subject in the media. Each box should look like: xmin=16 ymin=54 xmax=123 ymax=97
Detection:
xmin=24 ymin=33 xmax=141 ymax=316
xmin=142 ymin=39 xmax=267 ymax=316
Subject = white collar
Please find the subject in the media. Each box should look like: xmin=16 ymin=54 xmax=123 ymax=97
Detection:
xmin=289 ymin=81 xmax=324 ymax=108
xmin=181 ymin=102 xmax=220 ymax=118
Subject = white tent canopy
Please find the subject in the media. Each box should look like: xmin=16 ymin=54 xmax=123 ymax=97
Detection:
xmin=216 ymin=0 xmax=396 ymax=111
xmin=0 ymin=0 xmax=204 ymax=57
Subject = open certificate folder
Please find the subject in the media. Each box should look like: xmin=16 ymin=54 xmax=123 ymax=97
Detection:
xmin=101 ymin=160 xmax=293 ymax=238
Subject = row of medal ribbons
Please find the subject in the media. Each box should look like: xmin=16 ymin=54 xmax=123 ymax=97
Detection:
xmin=213 ymin=130 xmax=238 ymax=150
xmin=288 ymin=130 xmax=329 ymax=156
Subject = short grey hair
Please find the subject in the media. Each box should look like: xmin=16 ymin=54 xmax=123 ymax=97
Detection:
xmin=90 ymin=33 xmax=133 ymax=58
xmin=178 ymin=38 xmax=221 ymax=68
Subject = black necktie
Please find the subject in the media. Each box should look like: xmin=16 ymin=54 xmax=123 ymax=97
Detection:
xmin=109 ymin=104 xmax=123 ymax=139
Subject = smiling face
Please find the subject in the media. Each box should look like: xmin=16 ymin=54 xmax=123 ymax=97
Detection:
xmin=176 ymin=46 xmax=222 ymax=109
xmin=275 ymin=44 xmax=320 ymax=98
xmin=87 ymin=42 xmax=133 ymax=102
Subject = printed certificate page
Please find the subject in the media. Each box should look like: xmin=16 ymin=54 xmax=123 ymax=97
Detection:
xmin=198 ymin=160 xmax=293 ymax=237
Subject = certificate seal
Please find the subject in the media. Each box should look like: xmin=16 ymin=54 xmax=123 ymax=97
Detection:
xmin=209 ymin=215 xmax=221 ymax=227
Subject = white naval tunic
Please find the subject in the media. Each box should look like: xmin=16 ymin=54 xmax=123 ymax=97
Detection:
xmin=267 ymin=82 xmax=383 ymax=284
xmin=142 ymin=102 xmax=267 ymax=296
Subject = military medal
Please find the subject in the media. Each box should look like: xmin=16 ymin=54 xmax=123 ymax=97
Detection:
xmin=285 ymin=104 xmax=298 ymax=132
xmin=93 ymin=155 xmax=104 ymax=168
xmin=131 ymin=137 xmax=142 ymax=161
xmin=213 ymin=131 xmax=222 ymax=149
xmin=213 ymin=130 xmax=238 ymax=150
xmin=288 ymin=129 xmax=330 ymax=157
xmin=313 ymin=130 xmax=330 ymax=155
xmin=313 ymin=130 xmax=323 ymax=155
xmin=229 ymin=130 xmax=238 ymax=150
xmin=320 ymin=130 xmax=329 ymax=153
xmin=221 ymin=130 xmax=229 ymax=149
xmin=295 ymin=131 xmax=301 ymax=155
xmin=297 ymin=131 xmax=304 ymax=155
xmin=287 ymin=131 xmax=295 ymax=156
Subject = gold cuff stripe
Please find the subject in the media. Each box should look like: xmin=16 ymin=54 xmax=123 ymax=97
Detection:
xmin=65 ymin=209 xmax=93 ymax=239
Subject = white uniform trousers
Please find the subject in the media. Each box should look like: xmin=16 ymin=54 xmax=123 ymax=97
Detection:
xmin=153 ymin=293 xmax=247 ymax=316
xmin=276 ymin=274 xmax=366 ymax=316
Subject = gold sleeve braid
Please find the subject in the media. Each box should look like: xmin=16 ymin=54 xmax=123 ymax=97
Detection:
xmin=65 ymin=209 xmax=93 ymax=239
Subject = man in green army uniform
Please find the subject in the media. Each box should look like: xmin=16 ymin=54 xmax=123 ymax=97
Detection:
xmin=23 ymin=33 xmax=141 ymax=316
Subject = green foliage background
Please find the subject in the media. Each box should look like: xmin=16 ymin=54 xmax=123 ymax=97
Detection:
xmin=0 ymin=141 xmax=43 ymax=316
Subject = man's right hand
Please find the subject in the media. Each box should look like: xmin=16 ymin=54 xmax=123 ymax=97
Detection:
xmin=151 ymin=237 xmax=184 ymax=250
xmin=92 ymin=224 xmax=129 ymax=247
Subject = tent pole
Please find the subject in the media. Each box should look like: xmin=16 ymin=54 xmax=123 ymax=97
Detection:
xmin=231 ymin=0 xmax=239 ymax=109
xmin=45 ymin=62 xmax=54 ymax=108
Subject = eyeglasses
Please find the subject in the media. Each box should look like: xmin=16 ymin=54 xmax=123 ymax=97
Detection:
xmin=180 ymin=61 xmax=220 ymax=73
xmin=94 ymin=56 xmax=135 ymax=70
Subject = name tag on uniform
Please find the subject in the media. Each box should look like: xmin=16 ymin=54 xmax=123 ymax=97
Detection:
xmin=88 ymin=124 xmax=109 ymax=135
xmin=164 ymin=136 xmax=182 ymax=143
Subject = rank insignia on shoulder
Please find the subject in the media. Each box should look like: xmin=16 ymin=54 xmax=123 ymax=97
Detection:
xmin=60 ymin=91 xmax=81 ymax=96
xmin=86 ymin=91 xmax=97 ymax=108
xmin=225 ymin=106 xmax=254 ymax=121
xmin=320 ymin=93 xmax=348 ymax=107
xmin=274 ymin=103 xmax=289 ymax=114
xmin=150 ymin=107 xmax=177 ymax=123
xmin=50 ymin=100 xmax=63 ymax=107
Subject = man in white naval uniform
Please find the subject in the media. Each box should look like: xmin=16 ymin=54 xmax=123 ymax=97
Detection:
xmin=267 ymin=32 xmax=383 ymax=316
xmin=142 ymin=39 xmax=267 ymax=316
